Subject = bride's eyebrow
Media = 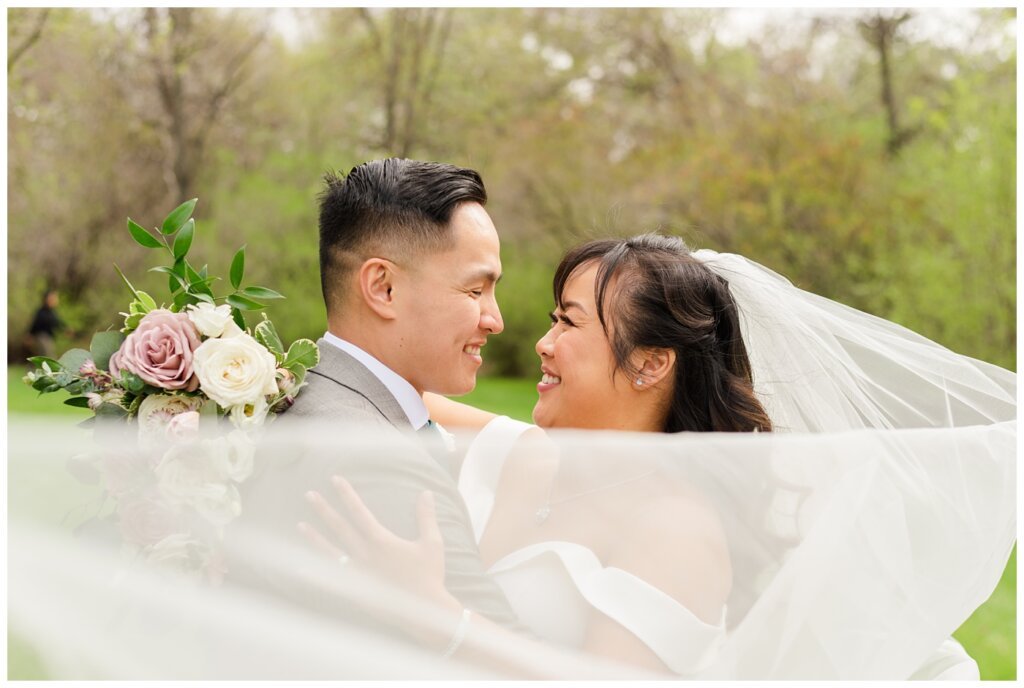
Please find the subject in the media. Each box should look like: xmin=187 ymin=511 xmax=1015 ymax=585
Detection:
xmin=561 ymin=300 xmax=587 ymax=314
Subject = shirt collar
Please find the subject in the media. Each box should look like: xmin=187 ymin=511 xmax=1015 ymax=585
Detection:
xmin=322 ymin=331 xmax=429 ymax=430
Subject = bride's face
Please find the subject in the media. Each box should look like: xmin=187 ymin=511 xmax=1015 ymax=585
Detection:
xmin=532 ymin=263 xmax=637 ymax=430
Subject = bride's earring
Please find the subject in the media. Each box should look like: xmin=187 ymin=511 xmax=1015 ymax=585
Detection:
xmin=635 ymin=377 xmax=644 ymax=386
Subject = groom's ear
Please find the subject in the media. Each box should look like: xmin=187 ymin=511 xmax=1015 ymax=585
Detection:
xmin=358 ymin=258 xmax=399 ymax=320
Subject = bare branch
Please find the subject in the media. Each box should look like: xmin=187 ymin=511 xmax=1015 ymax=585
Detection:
xmin=358 ymin=8 xmax=384 ymax=57
xmin=8 ymin=9 xmax=51 ymax=74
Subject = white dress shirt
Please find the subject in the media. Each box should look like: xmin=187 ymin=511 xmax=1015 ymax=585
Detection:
xmin=322 ymin=331 xmax=429 ymax=430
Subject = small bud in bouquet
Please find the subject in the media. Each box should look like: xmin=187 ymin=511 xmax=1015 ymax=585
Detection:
xmin=270 ymin=394 xmax=296 ymax=414
xmin=276 ymin=366 xmax=308 ymax=397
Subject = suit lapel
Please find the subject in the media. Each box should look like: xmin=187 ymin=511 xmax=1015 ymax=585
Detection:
xmin=309 ymin=338 xmax=412 ymax=429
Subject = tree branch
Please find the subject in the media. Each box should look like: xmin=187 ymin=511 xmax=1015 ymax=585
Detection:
xmin=8 ymin=9 xmax=51 ymax=74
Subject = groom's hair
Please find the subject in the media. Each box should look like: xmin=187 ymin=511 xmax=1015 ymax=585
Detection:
xmin=318 ymin=158 xmax=488 ymax=312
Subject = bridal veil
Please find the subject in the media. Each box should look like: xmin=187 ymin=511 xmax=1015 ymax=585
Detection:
xmin=8 ymin=251 xmax=1015 ymax=679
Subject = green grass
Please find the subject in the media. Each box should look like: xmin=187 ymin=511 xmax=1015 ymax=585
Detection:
xmin=8 ymin=364 xmax=90 ymax=417
xmin=6 ymin=369 xmax=1015 ymax=678
xmin=454 ymin=375 xmax=538 ymax=423
xmin=953 ymin=546 xmax=1017 ymax=679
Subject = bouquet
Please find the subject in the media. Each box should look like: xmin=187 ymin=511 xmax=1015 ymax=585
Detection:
xmin=23 ymin=199 xmax=319 ymax=580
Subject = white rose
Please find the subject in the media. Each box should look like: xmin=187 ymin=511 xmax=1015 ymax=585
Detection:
xmin=186 ymin=302 xmax=234 ymax=338
xmin=204 ymin=430 xmax=255 ymax=483
xmin=229 ymin=395 xmax=269 ymax=430
xmin=155 ymin=444 xmax=242 ymax=526
xmin=220 ymin=318 xmax=244 ymax=338
xmin=137 ymin=394 xmax=203 ymax=450
xmin=192 ymin=332 xmax=278 ymax=408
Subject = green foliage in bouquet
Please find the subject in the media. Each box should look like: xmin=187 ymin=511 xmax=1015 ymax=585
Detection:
xmin=23 ymin=199 xmax=319 ymax=427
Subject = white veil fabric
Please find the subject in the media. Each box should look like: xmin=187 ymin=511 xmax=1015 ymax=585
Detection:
xmin=7 ymin=418 xmax=1015 ymax=679
xmin=695 ymin=249 xmax=1015 ymax=432
xmin=7 ymin=251 xmax=1016 ymax=680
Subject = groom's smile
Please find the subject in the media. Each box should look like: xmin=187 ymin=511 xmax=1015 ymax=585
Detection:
xmin=392 ymin=201 xmax=504 ymax=396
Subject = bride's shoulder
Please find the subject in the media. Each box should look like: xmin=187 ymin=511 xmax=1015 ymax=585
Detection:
xmin=606 ymin=493 xmax=732 ymax=625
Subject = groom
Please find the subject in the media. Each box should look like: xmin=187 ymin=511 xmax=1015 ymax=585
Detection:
xmin=232 ymin=158 xmax=520 ymax=630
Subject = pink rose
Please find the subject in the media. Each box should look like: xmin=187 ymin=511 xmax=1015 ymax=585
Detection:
xmin=117 ymin=491 xmax=184 ymax=547
xmin=110 ymin=309 xmax=201 ymax=391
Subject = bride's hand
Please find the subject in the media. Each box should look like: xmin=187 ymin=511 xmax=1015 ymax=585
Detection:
xmin=298 ymin=475 xmax=449 ymax=605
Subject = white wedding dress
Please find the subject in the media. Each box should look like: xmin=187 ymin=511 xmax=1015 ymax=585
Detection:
xmin=459 ymin=415 xmax=728 ymax=676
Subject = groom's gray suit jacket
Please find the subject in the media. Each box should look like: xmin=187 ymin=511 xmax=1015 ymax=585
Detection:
xmin=228 ymin=339 xmax=521 ymax=630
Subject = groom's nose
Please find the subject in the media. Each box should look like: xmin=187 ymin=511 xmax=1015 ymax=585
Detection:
xmin=480 ymin=296 xmax=504 ymax=334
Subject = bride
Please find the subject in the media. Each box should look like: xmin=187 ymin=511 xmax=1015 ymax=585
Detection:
xmin=299 ymin=233 xmax=1016 ymax=677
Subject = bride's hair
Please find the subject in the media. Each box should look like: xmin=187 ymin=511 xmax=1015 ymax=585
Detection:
xmin=553 ymin=233 xmax=772 ymax=433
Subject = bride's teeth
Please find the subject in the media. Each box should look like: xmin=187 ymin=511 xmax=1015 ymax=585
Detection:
xmin=541 ymin=373 xmax=561 ymax=385
xmin=463 ymin=345 xmax=481 ymax=355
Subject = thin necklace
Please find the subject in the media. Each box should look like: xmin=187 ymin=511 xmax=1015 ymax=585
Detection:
xmin=535 ymin=468 xmax=658 ymax=525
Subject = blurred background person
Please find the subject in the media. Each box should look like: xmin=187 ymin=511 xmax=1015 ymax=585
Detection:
xmin=25 ymin=289 xmax=64 ymax=359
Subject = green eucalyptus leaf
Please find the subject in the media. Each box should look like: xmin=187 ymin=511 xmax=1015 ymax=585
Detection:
xmin=162 ymin=198 xmax=198 ymax=235
xmin=184 ymin=262 xmax=215 ymax=296
xmin=226 ymin=294 xmax=265 ymax=311
xmin=173 ymin=291 xmax=199 ymax=311
xmin=136 ymin=291 xmax=157 ymax=311
xmin=254 ymin=318 xmax=284 ymax=356
xmin=199 ymin=264 xmax=209 ymax=279
xmin=90 ymin=331 xmax=126 ymax=370
xmin=283 ymin=338 xmax=320 ymax=369
xmin=150 ymin=266 xmax=189 ymax=291
xmin=128 ymin=219 xmax=164 ymax=249
xmin=95 ymin=401 xmax=129 ymax=418
xmin=185 ymin=261 xmax=202 ymax=283
xmin=77 ymin=416 xmax=97 ymax=429
xmin=64 ymin=396 xmax=93 ymax=408
xmin=192 ymin=292 xmax=215 ymax=304
xmin=172 ymin=218 xmax=195 ymax=259
xmin=172 ymin=257 xmax=187 ymax=278
xmin=113 ymin=263 xmax=141 ymax=300
xmin=58 ymin=348 xmax=92 ymax=374
xmin=31 ymin=376 xmax=58 ymax=393
xmin=28 ymin=356 xmax=64 ymax=370
xmin=231 ymin=307 xmax=246 ymax=331
xmin=291 ymin=364 xmax=307 ymax=389
xmin=64 ymin=380 xmax=87 ymax=395
xmin=188 ymin=281 xmax=216 ymax=298
xmin=230 ymin=245 xmax=246 ymax=290
xmin=119 ymin=372 xmax=145 ymax=394
xmin=122 ymin=312 xmax=144 ymax=334
xmin=240 ymin=286 xmax=285 ymax=300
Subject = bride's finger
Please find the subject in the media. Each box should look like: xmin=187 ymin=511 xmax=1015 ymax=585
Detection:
xmin=330 ymin=475 xmax=387 ymax=540
xmin=305 ymin=490 xmax=363 ymax=555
